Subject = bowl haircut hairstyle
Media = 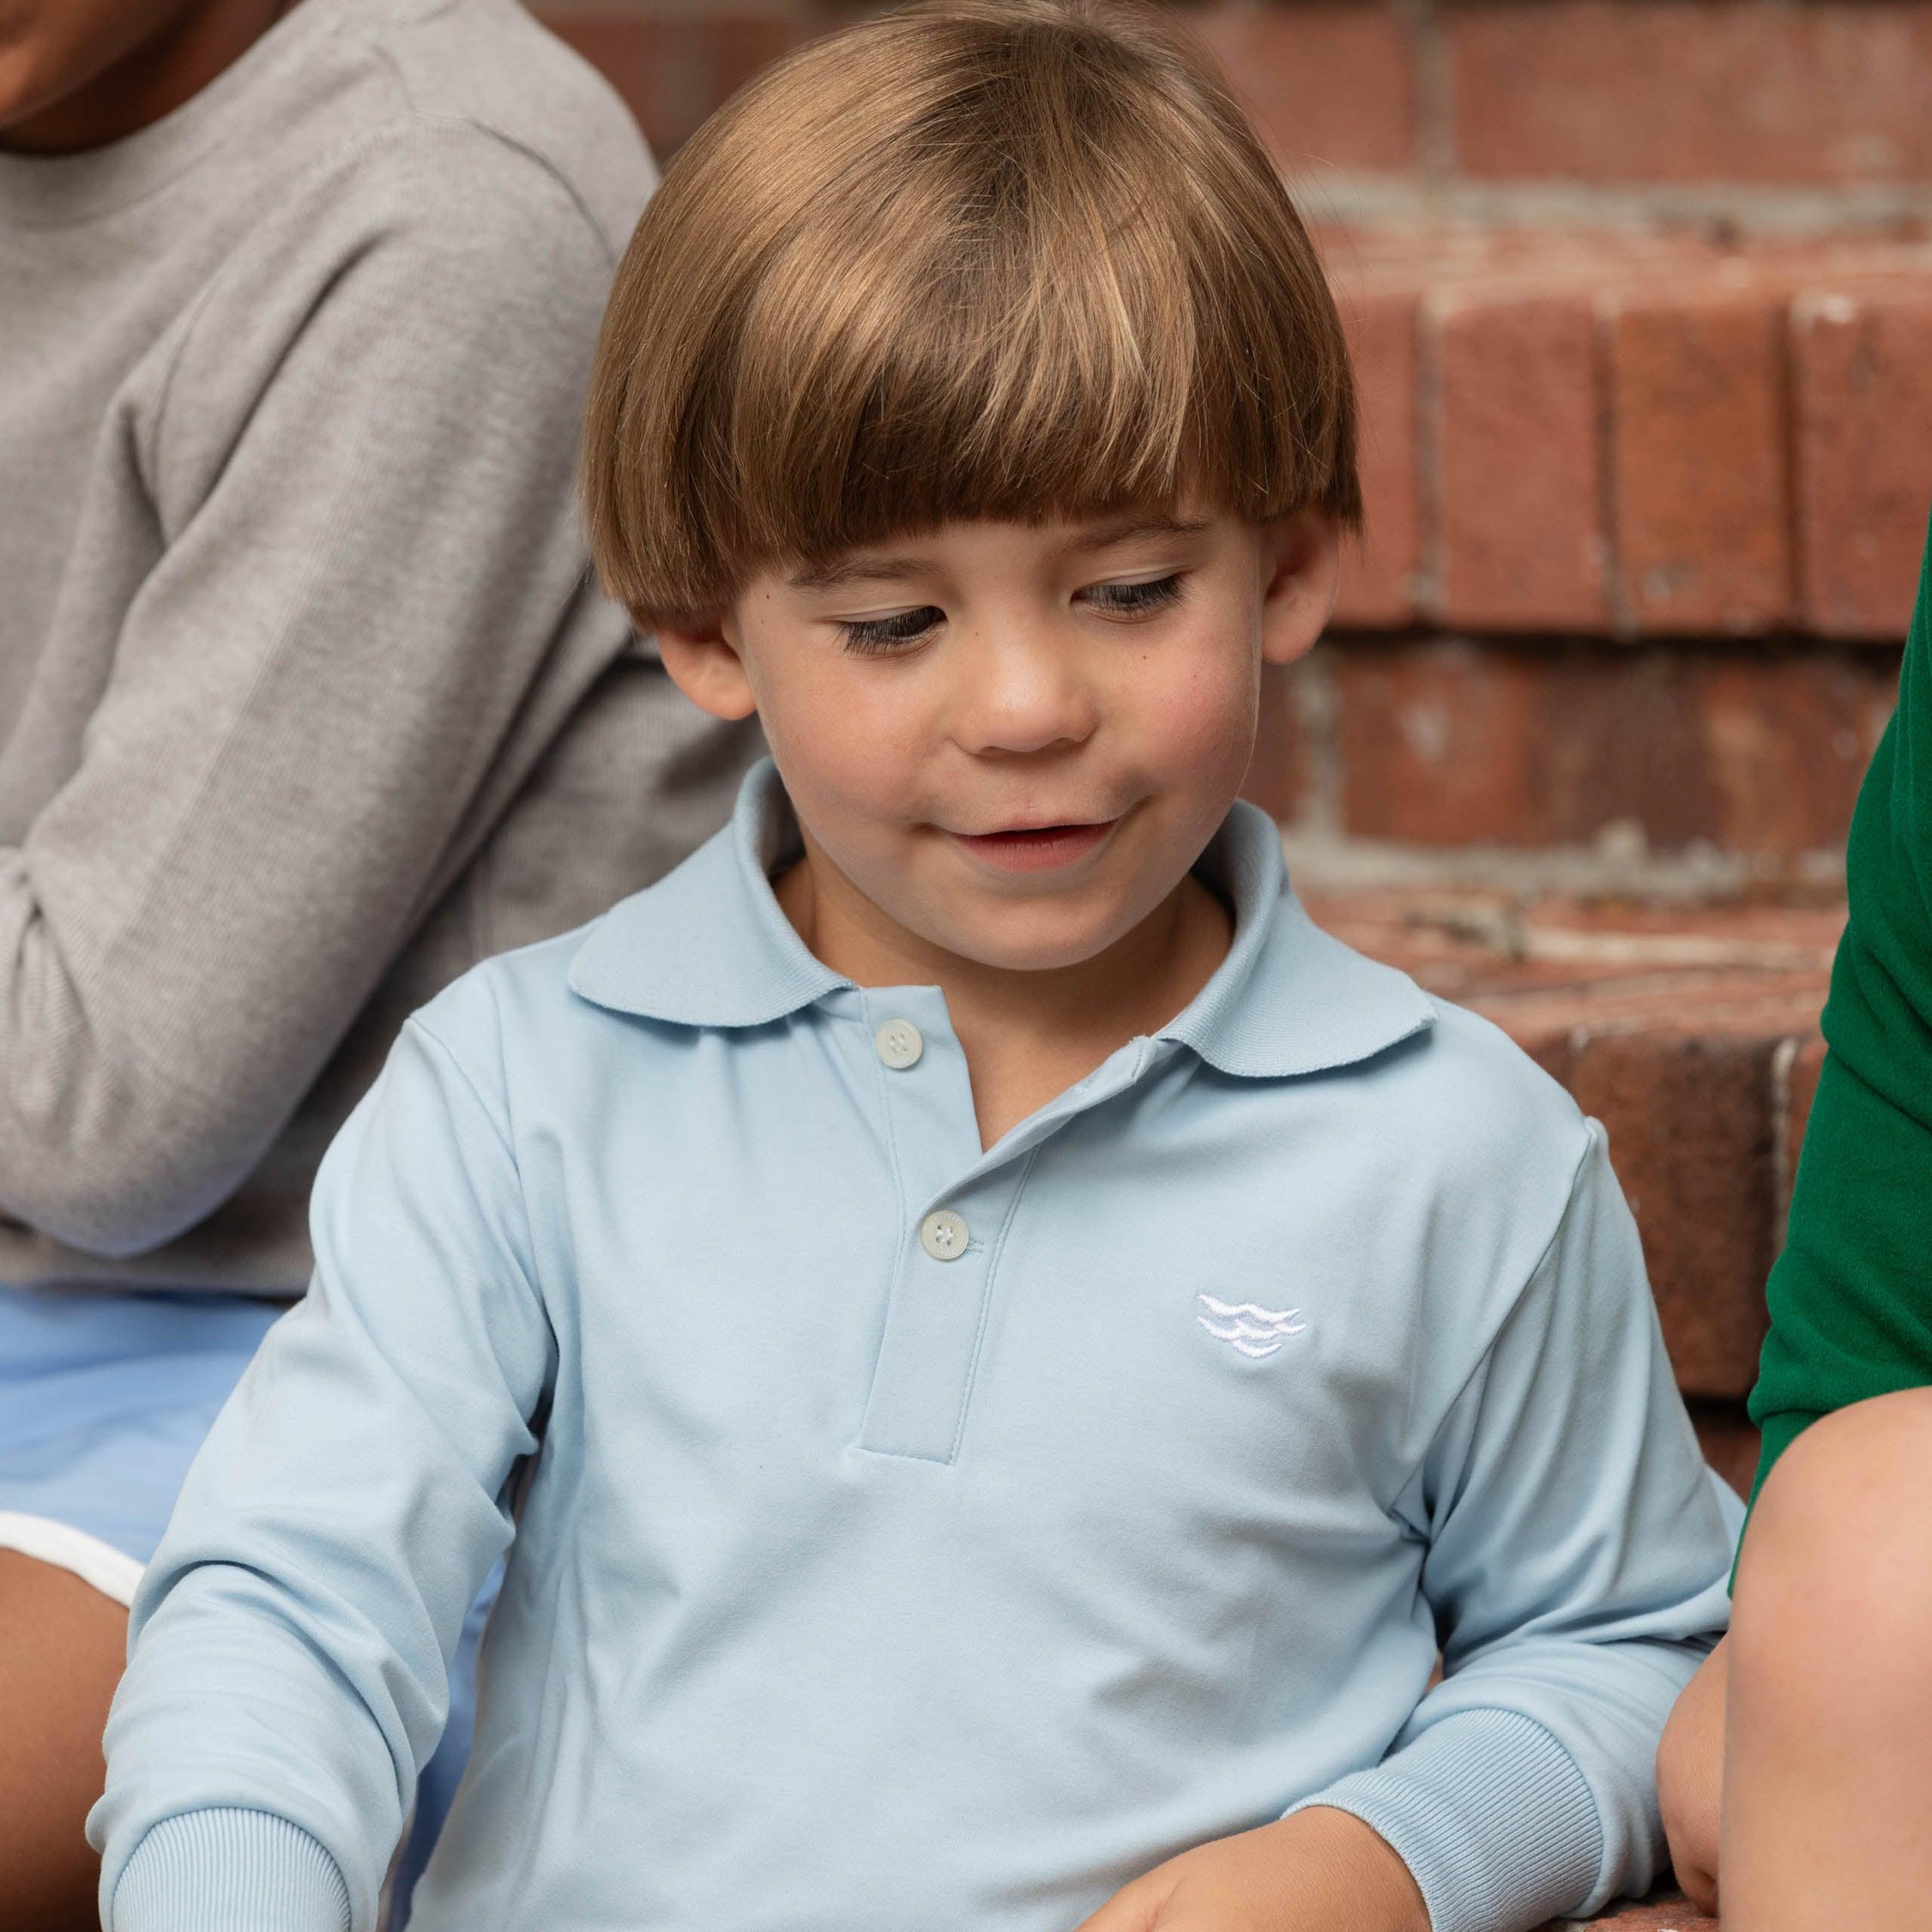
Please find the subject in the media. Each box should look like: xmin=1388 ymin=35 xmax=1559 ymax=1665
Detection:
xmin=580 ymin=0 xmax=1362 ymax=635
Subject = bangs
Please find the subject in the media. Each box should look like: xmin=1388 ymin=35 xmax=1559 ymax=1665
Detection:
xmin=584 ymin=0 xmax=1360 ymax=629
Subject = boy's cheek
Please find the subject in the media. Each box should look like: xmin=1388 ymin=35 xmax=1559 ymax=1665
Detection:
xmin=761 ymin=713 xmax=924 ymax=848
xmin=1127 ymin=657 xmax=1260 ymax=794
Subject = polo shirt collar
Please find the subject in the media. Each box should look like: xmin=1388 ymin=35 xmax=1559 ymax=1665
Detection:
xmin=568 ymin=755 xmax=844 ymax=1029
xmin=568 ymin=756 xmax=1433 ymax=1079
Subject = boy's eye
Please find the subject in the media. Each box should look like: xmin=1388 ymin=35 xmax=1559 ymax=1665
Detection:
xmin=838 ymin=606 xmax=944 ymax=656
xmin=835 ymin=574 xmax=1186 ymax=657
xmin=1088 ymin=573 xmax=1186 ymax=620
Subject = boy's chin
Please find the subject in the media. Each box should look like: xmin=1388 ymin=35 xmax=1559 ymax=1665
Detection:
xmin=909 ymin=903 xmax=1145 ymax=977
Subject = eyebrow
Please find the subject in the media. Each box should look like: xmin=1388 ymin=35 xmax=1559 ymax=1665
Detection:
xmin=783 ymin=515 xmax=1214 ymax=593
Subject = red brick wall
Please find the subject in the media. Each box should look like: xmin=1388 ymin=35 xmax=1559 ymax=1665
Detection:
xmin=538 ymin=0 xmax=1932 ymax=196
xmin=1447 ymin=2 xmax=1932 ymax=189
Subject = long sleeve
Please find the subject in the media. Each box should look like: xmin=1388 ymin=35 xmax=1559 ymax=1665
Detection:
xmin=0 ymin=121 xmax=631 ymax=1258
xmin=87 ymin=998 xmax=555 ymax=1932
xmin=1287 ymin=1121 xmax=1738 ymax=1932
xmin=1747 ymin=509 xmax=1932 ymax=1497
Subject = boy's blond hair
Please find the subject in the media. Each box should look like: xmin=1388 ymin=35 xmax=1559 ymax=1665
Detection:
xmin=583 ymin=0 xmax=1360 ymax=631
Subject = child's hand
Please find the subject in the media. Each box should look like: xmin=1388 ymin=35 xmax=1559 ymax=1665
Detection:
xmin=1072 ymin=1807 xmax=1429 ymax=1932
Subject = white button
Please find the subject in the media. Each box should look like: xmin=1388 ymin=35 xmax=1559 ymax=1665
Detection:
xmin=875 ymin=1020 xmax=924 ymax=1069
xmin=918 ymin=1208 xmax=970 ymax=1261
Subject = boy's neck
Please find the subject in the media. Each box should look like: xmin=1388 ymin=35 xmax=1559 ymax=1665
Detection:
xmin=0 ymin=0 xmax=297 ymax=155
xmin=774 ymin=841 xmax=1235 ymax=1152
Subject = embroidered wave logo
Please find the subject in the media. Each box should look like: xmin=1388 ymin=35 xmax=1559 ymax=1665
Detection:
xmin=1195 ymin=1294 xmax=1307 ymax=1360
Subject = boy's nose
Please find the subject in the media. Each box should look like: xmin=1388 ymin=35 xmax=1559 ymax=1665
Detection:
xmin=947 ymin=627 xmax=1100 ymax=758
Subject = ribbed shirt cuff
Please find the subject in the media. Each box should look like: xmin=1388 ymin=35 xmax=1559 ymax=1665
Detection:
xmin=111 ymin=1808 xmax=351 ymax=1932
xmin=1284 ymin=1709 xmax=1603 ymax=1932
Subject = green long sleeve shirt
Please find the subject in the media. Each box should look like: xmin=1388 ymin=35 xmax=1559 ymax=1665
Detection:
xmin=1747 ymin=506 xmax=1932 ymax=1500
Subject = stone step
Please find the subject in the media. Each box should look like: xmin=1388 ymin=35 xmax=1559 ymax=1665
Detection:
xmin=1297 ymin=879 xmax=1841 ymax=1493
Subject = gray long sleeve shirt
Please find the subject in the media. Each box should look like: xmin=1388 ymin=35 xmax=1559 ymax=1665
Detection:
xmin=0 ymin=0 xmax=758 ymax=1291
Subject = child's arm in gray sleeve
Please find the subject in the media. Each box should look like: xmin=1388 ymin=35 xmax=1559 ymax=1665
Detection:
xmin=88 ymin=989 xmax=554 ymax=1932
xmin=0 ymin=122 xmax=631 ymax=1257
xmin=1283 ymin=1118 xmax=1740 ymax=1932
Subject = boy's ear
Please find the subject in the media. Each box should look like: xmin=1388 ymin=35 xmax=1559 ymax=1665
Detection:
xmin=651 ymin=608 xmax=759 ymax=721
xmin=1257 ymin=510 xmax=1341 ymax=670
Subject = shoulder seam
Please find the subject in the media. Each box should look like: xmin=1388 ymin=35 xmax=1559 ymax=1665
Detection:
xmin=405 ymin=1011 xmax=520 ymax=1176
xmin=403 ymin=1007 xmax=551 ymax=1315
xmin=1403 ymin=1111 xmax=1601 ymax=1469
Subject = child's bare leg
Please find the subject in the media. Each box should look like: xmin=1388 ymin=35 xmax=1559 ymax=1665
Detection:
xmin=0 ymin=1552 xmax=127 ymax=1932
xmin=1721 ymin=1387 xmax=1932 ymax=1929
xmin=1657 ymin=1633 xmax=1726 ymax=1912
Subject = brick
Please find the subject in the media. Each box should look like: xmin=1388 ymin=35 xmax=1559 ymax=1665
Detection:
xmin=1606 ymin=296 xmax=1791 ymax=636
xmin=1567 ymin=1034 xmax=1777 ymax=1398
xmin=1332 ymin=288 xmax=1422 ymax=626
xmin=1688 ymin=1399 xmax=1762 ymax=1497
xmin=1449 ymin=0 xmax=1932 ymax=187
xmin=1328 ymin=640 xmax=1894 ymax=860
xmin=1332 ymin=641 xmax=1667 ymax=849
xmin=1482 ymin=979 xmax=1835 ymax=1059
xmin=1329 ymin=642 xmax=1518 ymax=848
xmin=1687 ymin=651 xmax=1895 ymax=861
xmin=1794 ymin=289 xmax=1932 ymax=639
xmin=1432 ymin=293 xmax=1606 ymax=632
xmin=1777 ymin=1032 xmax=1829 ymax=1235
xmin=1316 ymin=220 xmax=1932 ymax=639
xmin=1190 ymin=4 xmax=1417 ymax=175
xmin=1239 ymin=663 xmax=1313 ymax=822
xmin=540 ymin=8 xmax=814 ymax=158
xmin=1786 ymin=1033 xmax=1829 ymax=1169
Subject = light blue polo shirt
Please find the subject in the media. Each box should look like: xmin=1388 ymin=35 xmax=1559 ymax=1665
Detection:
xmin=92 ymin=757 xmax=1738 ymax=1932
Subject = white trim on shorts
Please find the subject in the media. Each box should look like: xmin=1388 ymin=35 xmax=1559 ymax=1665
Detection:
xmin=0 ymin=1509 xmax=143 ymax=1607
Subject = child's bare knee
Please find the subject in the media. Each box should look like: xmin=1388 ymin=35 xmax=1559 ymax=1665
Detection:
xmin=1735 ymin=1389 xmax=1932 ymax=1700
xmin=1747 ymin=1390 xmax=1932 ymax=1571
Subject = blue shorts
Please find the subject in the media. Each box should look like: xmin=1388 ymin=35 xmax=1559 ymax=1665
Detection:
xmin=0 ymin=1281 xmax=286 ymax=1597
xmin=0 ymin=1281 xmax=496 ymax=1924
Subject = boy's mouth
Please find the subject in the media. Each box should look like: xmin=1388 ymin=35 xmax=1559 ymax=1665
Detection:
xmin=949 ymin=819 xmax=1119 ymax=872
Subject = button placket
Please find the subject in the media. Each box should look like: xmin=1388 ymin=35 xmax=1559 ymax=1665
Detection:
xmin=855 ymin=986 xmax=1011 ymax=1462
xmin=854 ymin=1008 xmax=1168 ymax=1464
xmin=857 ymin=1171 xmax=1019 ymax=1463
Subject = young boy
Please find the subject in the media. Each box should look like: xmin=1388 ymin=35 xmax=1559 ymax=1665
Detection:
xmin=0 ymin=0 xmax=755 ymax=1921
xmin=88 ymin=2 xmax=1740 ymax=1927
